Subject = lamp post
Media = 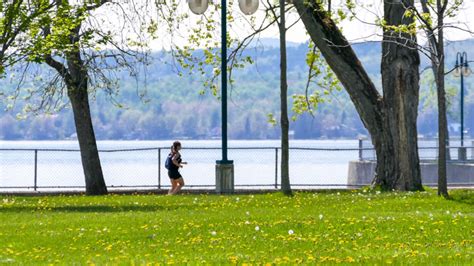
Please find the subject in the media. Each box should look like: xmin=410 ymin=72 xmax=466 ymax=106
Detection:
xmin=188 ymin=0 xmax=259 ymax=193
xmin=453 ymin=52 xmax=472 ymax=160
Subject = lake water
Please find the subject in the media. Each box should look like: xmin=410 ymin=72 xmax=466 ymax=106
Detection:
xmin=0 ymin=139 xmax=374 ymax=191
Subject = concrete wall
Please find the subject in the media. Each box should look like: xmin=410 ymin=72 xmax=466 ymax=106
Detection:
xmin=348 ymin=161 xmax=474 ymax=186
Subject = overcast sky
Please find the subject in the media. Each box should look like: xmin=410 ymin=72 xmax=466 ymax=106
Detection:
xmin=257 ymin=0 xmax=474 ymax=44
xmin=96 ymin=0 xmax=474 ymax=50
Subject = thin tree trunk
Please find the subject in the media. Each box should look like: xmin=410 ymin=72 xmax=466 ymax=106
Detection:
xmin=436 ymin=64 xmax=448 ymax=197
xmin=293 ymin=0 xmax=423 ymax=191
xmin=436 ymin=0 xmax=449 ymax=198
xmin=43 ymin=19 xmax=108 ymax=195
xmin=66 ymin=45 xmax=107 ymax=195
xmin=65 ymin=22 xmax=108 ymax=195
xmin=420 ymin=0 xmax=451 ymax=163
xmin=280 ymin=0 xmax=291 ymax=195
xmin=69 ymin=84 xmax=108 ymax=195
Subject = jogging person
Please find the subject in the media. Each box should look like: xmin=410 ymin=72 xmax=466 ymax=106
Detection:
xmin=166 ymin=141 xmax=187 ymax=195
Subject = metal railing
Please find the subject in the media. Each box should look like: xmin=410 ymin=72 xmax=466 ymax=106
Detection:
xmin=359 ymin=138 xmax=474 ymax=161
xmin=1 ymin=141 xmax=473 ymax=191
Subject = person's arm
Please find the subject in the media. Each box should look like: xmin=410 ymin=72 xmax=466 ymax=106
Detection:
xmin=172 ymin=153 xmax=183 ymax=168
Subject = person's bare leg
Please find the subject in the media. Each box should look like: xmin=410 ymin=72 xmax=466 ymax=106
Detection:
xmin=174 ymin=178 xmax=185 ymax=194
xmin=168 ymin=179 xmax=178 ymax=195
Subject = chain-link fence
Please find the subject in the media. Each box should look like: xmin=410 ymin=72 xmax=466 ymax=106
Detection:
xmin=1 ymin=141 xmax=473 ymax=192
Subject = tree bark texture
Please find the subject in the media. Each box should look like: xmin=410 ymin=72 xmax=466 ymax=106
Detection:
xmin=68 ymin=81 xmax=108 ymax=195
xmin=293 ymin=0 xmax=423 ymax=191
xmin=379 ymin=0 xmax=422 ymax=190
xmin=434 ymin=0 xmax=449 ymax=197
xmin=280 ymin=0 xmax=292 ymax=195
xmin=436 ymin=54 xmax=448 ymax=197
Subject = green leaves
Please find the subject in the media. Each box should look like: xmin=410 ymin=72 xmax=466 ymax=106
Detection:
xmin=291 ymin=42 xmax=341 ymax=121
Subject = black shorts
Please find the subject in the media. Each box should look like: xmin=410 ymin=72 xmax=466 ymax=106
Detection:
xmin=168 ymin=169 xmax=182 ymax=180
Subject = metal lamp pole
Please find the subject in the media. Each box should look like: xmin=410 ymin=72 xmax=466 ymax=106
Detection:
xmin=455 ymin=52 xmax=471 ymax=146
xmin=188 ymin=0 xmax=259 ymax=193
xmin=220 ymin=0 xmax=230 ymax=164
xmin=454 ymin=52 xmax=471 ymax=160
xmin=214 ymin=0 xmax=235 ymax=194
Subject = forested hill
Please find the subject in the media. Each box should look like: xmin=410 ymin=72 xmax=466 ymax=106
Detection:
xmin=1 ymin=39 xmax=474 ymax=140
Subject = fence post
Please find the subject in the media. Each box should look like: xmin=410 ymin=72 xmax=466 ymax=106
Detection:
xmin=471 ymin=141 xmax=474 ymax=160
xmin=358 ymin=138 xmax=363 ymax=161
xmin=158 ymin=148 xmax=161 ymax=190
xmin=275 ymin=148 xmax=278 ymax=189
xmin=34 ymin=149 xmax=38 ymax=191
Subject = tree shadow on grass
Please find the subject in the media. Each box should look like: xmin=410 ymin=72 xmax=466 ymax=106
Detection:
xmin=0 ymin=204 xmax=197 ymax=213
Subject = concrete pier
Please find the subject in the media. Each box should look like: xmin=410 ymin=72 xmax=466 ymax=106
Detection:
xmin=348 ymin=161 xmax=474 ymax=186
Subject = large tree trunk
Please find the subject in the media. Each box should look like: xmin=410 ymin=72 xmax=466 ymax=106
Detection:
xmin=378 ymin=0 xmax=422 ymax=190
xmin=280 ymin=0 xmax=291 ymax=195
xmin=293 ymin=0 xmax=423 ymax=191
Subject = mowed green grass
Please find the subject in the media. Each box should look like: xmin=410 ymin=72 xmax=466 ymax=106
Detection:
xmin=0 ymin=189 xmax=472 ymax=264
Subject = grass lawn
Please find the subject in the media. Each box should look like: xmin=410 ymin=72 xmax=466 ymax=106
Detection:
xmin=0 ymin=189 xmax=473 ymax=264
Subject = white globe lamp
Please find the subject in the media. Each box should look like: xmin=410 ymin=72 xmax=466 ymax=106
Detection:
xmin=188 ymin=0 xmax=209 ymax=15
xmin=239 ymin=0 xmax=259 ymax=15
xmin=462 ymin=65 xmax=471 ymax=77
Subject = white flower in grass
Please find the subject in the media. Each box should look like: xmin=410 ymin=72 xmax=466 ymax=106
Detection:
xmin=255 ymin=226 xmax=260 ymax=231
xmin=246 ymin=211 xmax=250 ymax=216
xmin=245 ymin=221 xmax=250 ymax=225
xmin=319 ymin=214 xmax=324 ymax=220
xmin=288 ymin=230 xmax=294 ymax=235
xmin=236 ymin=197 xmax=240 ymax=202
xmin=211 ymin=231 xmax=217 ymax=236
xmin=446 ymin=210 xmax=450 ymax=215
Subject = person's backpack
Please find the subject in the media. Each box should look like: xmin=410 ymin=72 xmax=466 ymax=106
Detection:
xmin=165 ymin=153 xmax=173 ymax=170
